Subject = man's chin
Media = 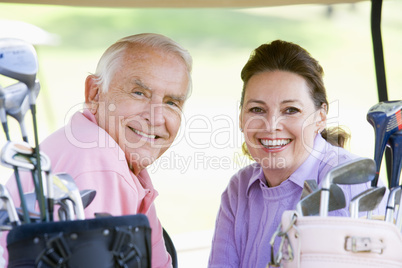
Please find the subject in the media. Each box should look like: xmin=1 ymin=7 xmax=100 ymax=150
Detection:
xmin=126 ymin=150 xmax=160 ymax=168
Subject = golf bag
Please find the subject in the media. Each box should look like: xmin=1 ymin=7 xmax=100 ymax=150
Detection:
xmin=269 ymin=210 xmax=402 ymax=268
xmin=6 ymin=214 xmax=152 ymax=268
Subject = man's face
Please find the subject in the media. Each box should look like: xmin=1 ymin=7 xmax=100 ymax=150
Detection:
xmin=90 ymin=45 xmax=189 ymax=174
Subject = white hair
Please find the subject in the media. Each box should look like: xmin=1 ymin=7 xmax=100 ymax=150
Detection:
xmin=93 ymin=33 xmax=193 ymax=98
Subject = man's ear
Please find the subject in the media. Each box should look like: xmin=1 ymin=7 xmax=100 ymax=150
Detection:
xmin=85 ymin=75 xmax=100 ymax=114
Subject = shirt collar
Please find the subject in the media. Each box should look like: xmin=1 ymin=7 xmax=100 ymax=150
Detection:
xmin=246 ymin=163 xmax=267 ymax=196
xmin=288 ymin=134 xmax=327 ymax=189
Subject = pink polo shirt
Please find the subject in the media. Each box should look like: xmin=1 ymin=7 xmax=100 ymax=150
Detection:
xmin=1 ymin=109 xmax=172 ymax=268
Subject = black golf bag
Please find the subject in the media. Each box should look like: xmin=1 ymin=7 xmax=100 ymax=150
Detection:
xmin=6 ymin=214 xmax=152 ymax=268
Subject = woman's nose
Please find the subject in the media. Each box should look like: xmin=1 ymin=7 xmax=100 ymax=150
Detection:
xmin=265 ymin=114 xmax=284 ymax=133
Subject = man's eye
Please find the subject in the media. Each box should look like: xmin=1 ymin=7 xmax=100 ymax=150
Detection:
xmin=133 ymin=91 xmax=144 ymax=96
xmin=166 ymin=101 xmax=177 ymax=106
xmin=166 ymin=100 xmax=183 ymax=111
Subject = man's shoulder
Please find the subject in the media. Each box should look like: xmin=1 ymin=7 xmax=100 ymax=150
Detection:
xmin=40 ymin=112 xmax=126 ymax=175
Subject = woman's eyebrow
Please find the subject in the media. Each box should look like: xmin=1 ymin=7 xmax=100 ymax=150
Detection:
xmin=246 ymin=99 xmax=266 ymax=105
xmin=281 ymin=99 xmax=301 ymax=105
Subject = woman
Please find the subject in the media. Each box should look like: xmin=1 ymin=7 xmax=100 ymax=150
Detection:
xmin=208 ymin=40 xmax=386 ymax=267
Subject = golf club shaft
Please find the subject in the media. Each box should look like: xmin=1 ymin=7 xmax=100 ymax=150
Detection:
xmin=30 ymin=103 xmax=48 ymax=222
xmin=30 ymin=169 xmax=47 ymax=222
xmin=13 ymin=169 xmax=30 ymax=223
xmin=1 ymin=123 xmax=30 ymax=223
xmin=319 ymin=189 xmax=330 ymax=216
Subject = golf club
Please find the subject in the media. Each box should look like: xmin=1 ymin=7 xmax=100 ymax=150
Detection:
xmin=0 ymin=38 xmax=44 ymax=220
xmin=387 ymin=130 xmax=402 ymax=188
xmin=1 ymin=85 xmax=31 ymax=223
xmin=58 ymin=199 xmax=75 ymax=221
xmin=16 ymin=207 xmax=41 ymax=222
xmin=58 ymin=189 xmax=96 ymax=221
xmin=319 ymin=157 xmax=376 ymax=216
xmin=385 ymin=185 xmax=401 ymax=223
xmin=0 ymin=184 xmax=21 ymax=227
xmin=367 ymin=101 xmax=402 ymax=186
xmin=0 ymin=85 xmax=10 ymax=140
xmin=80 ymin=189 xmax=96 ymax=209
xmin=4 ymin=82 xmax=40 ymax=142
xmin=297 ymin=183 xmax=346 ymax=216
xmin=1 ymin=141 xmax=50 ymax=222
xmin=300 ymin=179 xmax=318 ymax=200
xmin=53 ymin=173 xmax=85 ymax=220
xmin=23 ymin=188 xmax=95 ymax=221
xmin=0 ymin=209 xmax=13 ymax=231
xmin=349 ymin=186 xmax=386 ymax=218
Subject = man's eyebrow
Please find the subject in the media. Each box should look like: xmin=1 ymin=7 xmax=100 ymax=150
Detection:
xmin=168 ymin=94 xmax=186 ymax=103
xmin=134 ymin=79 xmax=151 ymax=90
xmin=134 ymin=78 xmax=186 ymax=102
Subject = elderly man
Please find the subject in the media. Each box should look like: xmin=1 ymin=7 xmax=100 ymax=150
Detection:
xmin=2 ymin=33 xmax=192 ymax=267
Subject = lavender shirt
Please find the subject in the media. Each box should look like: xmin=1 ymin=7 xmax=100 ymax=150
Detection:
xmin=208 ymin=134 xmax=387 ymax=268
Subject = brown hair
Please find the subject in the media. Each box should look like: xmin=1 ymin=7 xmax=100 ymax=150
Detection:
xmin=240 ymin=40 xmax=350 ymax=158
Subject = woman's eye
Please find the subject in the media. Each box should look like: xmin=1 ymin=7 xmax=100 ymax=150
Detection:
xmin=250 ymin=107 xmax=264 ymax=113
xmin=284 ymin=107 xmax=300 ymax=114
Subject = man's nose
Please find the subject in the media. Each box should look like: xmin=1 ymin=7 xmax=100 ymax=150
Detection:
xmin=146 ymin=102 xmax=165 ymax=126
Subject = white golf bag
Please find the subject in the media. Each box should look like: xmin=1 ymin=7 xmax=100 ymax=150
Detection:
xmin=268 ymin=210 xmax=402 ymax=268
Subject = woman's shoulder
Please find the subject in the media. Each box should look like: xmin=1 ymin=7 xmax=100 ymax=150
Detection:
xmin=227 ymin=163 xmax=262 ymax=189
xmin=321 ymin=141 xmax=358 ymax=167
xmin=317 ymin=140 xmax=361 ymax=181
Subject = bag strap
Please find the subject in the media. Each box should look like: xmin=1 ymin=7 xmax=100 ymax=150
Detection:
xmin=111 ymin=227 xmax=143 ymax=268
xmin=268 ymin=211 xmax=298 ymax=268
xmin=36 ymin=233 xmax=71 ymax=268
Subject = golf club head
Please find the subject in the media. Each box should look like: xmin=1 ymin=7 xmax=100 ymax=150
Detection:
xmin=349 ymin=186 xmax=386 ymax=218
xmin=3 ymin=82 xmax=29 ymax=112
xmin=0 ymin=38 xmax=38 ymax=89
xmin=0 ymin=141 xmax=51 ymax=171
xmin=0 ymin=184 xmax=20 ymax=226
xmin=319 ymin=157 xmax=375 ymax=216
xmin=0 ymin=85 xmax=10 ymax=141
xmin=16 ymin=207 xmax=41 ymax=223
xmin=0 ymin=86 xmax=6 ymax=126
xmin=4 ymin=82 xmax=39 ymax=141
xmin=323 ymin=157 xmax=376 ymax=188
xmin=80 ymin=189 xmax=96 ymax=209
xmin=54 ymin=173 xmax=85 ymax=220
xmin=387 ymin=130 xmax=402 ymax=188
xmin=57 ymin=190 xmax=95 ymax=221
xmin=385 ymin=185 xmax=402 ymax=223
xmin=22 ymin=192 xmax=37 ymax=212
xmin=300 ymin=180 xmax=318 ymax=200
xmin=298 ymin=184 xmax=346 ymax=216
xmin=367 ymin=101 xmax=402 ymax=186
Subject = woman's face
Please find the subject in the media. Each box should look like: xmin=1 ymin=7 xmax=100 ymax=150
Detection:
xmin=240 ymin=70 xmax=326 ymax=184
